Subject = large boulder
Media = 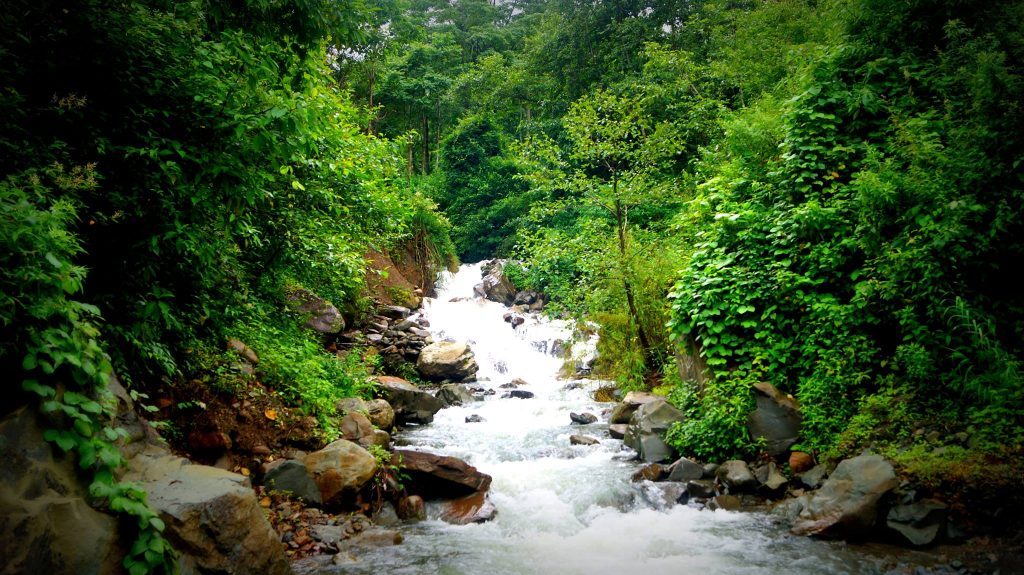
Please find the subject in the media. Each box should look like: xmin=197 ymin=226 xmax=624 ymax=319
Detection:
xmin=473 ymin=262 xmax=517 ymax=305
xmin=263 ymin=459 xmax=322 ymax=506
xmin=886 ymin=499 xmax=948 ymax=546
xmin=0 ymin=407 xmax=124 ymax=575
xmin=124 ymin=447 xmax=292 ymax=575
xmin=609 ymin=391 xmax=661 ymax=424
xmin=747 ymin=382 xmax=802 ymax=456
xmin=394 ymin=449 xmax=491 ymax=499
xmin=303 ymin=439 xmax=378 ymax=507
xmin=667 ymin=457 xmax=704 ymax=482
xmin=623 ymin=399 xmax=685 ymax=463
xmin=365 ymin=399 xmax=396 ymax=431
xmin=791 ymin=454 xmax=898 ymax=538
xmin=286 ymin=287 xmax=345 ymax=334
xmin=375 ymin=376 xmax=443 ymax=425
xmin=416 ymin=342 xmax=479 ymax=382
xmin=435 ymin=384 xmax=477 ymax=407
xmin=716 ymin=460 xmax=759 ymax=493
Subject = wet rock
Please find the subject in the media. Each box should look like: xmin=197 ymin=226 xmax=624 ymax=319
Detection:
xmin=465 ymin=414 xmax=485 ymax=423
xmin=886 ymin=499 xmax=948 ymax=546
xmin=304 ymin=439 xmax=378 ymax=507
xmin=551 ymin=339 xmax=567 ymax=358
xmin=312 ymin=524 xmax=344 ymax=544
xmin=508 ymin=377 xmax=529 ymax=387
xmin=570 ymin=412 xmax=598 ymax=425
xmin=716 ymin=460 xmax=758 ymax=493
xmin=789 ymin=451 xmax=815 ymax=474
xmin=791 ymin=454 xmax=898 ymax=538
xmin=263 ymin=459 xmax=322 ymax=505
xmin=396 ymin=495 xmax=427 ymax=521
xmin=570 ymin=435 xmax=600 ymax=446
xmin=708 ymin=495 xmax=742 ymax=512
xmin=356 ymin=527 xmax=404 ymax=547
xmin=439 ymin=491 xmax=498 ymax=525
xmin=287 ymin=286 xmax=345 ymax=334
xmin=702 ymin=463 xmax=719 ymax=478
xmin=747 ymin=382 xmax=802 ymax=457
xmin=632 ymin=463 xmax=667 ymax=482
xmin=362 ymin=429 xmax=391 ymax=449
xmin=608 ymin=424 xmax=628 ymax=439
xmin=667 ymin=457 xmax=704 ymax=482
xmin=687 ymin=479 xmax=718 ymax=498
xmin=609 ymin=391 xmax=661 ymax=424
xmin=799 ymin=464 xmax=828 ymax=489
xmin=754 ymin=461 xmax=788 ymax=493
xmin=376 ymin=376 xmax=443 ymax=425
xmin=0 ymin=407 xmax=125 ymax=575
xmin=474 ymin=263 xmax=517 ymax=305
xmin=394 ymin=450 xmax=492 ymax=499
xmin=623 ymin=399 xmax=685 ymax=463
xmin=416 ymin=342 xmax=479 ymax=382
xmin=436 ymin=384 xmax=477 ymax=407
xmin=366 ymin=399 xmax=395 ymax=431
xmin=502 ymin=390 xmax=534 ymax=399
xmin=125 ymin=448 xmax=291 ymax=574
xmin=379 ymin=305 xmax=411 ymax=320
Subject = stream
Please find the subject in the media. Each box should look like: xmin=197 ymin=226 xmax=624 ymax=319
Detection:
xmin=330 ymin=262 xmax=888 ymax=574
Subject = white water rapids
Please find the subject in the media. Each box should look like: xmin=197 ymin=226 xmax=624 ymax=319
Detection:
xmin=326 ymin=262 xmax=884 ymax=574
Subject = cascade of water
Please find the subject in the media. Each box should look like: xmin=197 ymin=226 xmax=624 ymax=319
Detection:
xmin=320 ymin=264 xmax=879 ymax=575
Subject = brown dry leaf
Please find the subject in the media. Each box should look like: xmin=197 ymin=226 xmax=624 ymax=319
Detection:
xmin=240 ymin=467 xmax=251 ymax=476
xmin=264 ymin=408 xmax=278 ymax=421
xmin=260 ymin=497 xmax=272 ymax=508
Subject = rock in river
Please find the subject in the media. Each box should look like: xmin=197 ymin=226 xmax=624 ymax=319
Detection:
xmin=376 ymin=376 xmax=443 ymax=425
xmin=623 ymin=399 xmax=685 ymax=463
xmin=416 ymin=341 xmax=479 ymax=382
xmin=791 ymin=454 xmax=898 ymax=538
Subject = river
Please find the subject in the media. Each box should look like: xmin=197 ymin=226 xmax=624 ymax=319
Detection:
xmin=329 ymin=262 xmax=886 ymax=574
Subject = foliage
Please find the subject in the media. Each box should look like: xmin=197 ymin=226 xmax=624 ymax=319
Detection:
xmin=1 ymin=167 xmax=176 ymax=573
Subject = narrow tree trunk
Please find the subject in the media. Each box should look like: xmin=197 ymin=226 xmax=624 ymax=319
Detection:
xmin=407 ymin=141 xmax=413 ymax=181
xmin=421 ymin=115 xmax=430 ymax=174
xmin=613 ymin=176 xmax=651 ymax=357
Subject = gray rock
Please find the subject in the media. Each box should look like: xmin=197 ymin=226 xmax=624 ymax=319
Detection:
xmin=686 ymin=479 xmax=718 ymax=498
xmin=791 ymin=454 xmax=898 ymax=538
xmin=702 ymin=462 xmax=719 ymax=478
xmin=473 ymin=263 xmax=517 ymax=305
xmin=667 ymin=457 xmax=704 ymax=482
xmin=799 ymin=464 xmax=828 ymax=489
xmin=609 ymin=391 xmax=661 ymax=424
xmin=287 ymin=286 xmax=345 ymax=334
xmin=379 ymin=305 xmax=411 ymax=319
xmin=416 ymin=342 xmax=479 ymax=382
xmin=623 ymin=399 xmax=685 ymax=463
xmin=226 ymin=338 xmax=259 ymax=364
xmin=570 ymin=412 xmax=598 ymax=425
xmin=465 ymin=414 xmax=485 ymax=423
xmin=125 ymin=448 xmax=291 ymax=574
xmin=886 ymin=499 xmax=948 ymax=546
xmin=0 ymin=407 xmax=125 ymax=575
xmin=502 ymin=390 xmax=534 ymax=399
xmin=340 ymin=412 xmax=374 ymax=445
xmin=747 ymin=382 xmax=802 ymax=456
xmin=570 ymin=435 xmax=600 ymax=446
xmin=304 ymin=439 xmax=378 ymax=506
xmin=436 ymin=384 xmax=477 ymax=407
xmin=409 ymin=327 xmax=431 ymax=338
xmin=608 ymin=424 xmax=628 ymax=439
xmin=376 ymin=376 xmax=443 ymax=425
xmin=632 ymin=463 xmax=667 ymax=482
xmin=717 ymin=460 xmax=759 ymax=492
xmin=754 ymin=461 xmax=788 ymax=492
xmin=263 ymin=459 xmax=322 ymax=505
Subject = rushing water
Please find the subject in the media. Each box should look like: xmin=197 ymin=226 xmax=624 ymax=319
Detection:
xmin=327 ymin=262 xmax=885 ymax=575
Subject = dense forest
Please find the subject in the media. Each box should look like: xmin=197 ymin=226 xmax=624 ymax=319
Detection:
xmin=2 ymin=0 xmax=1022 ymax=573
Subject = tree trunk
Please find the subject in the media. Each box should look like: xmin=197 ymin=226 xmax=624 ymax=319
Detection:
xmin=613 ymin=176 xmax=651 ymax=358
xmin=421 ymin=114 xmax=430 ymax=174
